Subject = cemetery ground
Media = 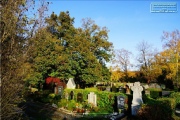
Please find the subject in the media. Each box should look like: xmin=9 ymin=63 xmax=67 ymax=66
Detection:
xmin=22 ymin=82 xmax=180 ymax=120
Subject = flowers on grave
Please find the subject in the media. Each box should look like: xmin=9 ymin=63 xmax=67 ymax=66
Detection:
xmin=75 ymin=103 xmax=83 ymax=109
xmin=76 ymin=103 xmax=79 ymax=108
xmin=75 ymin=103 xmax=85 ymax=113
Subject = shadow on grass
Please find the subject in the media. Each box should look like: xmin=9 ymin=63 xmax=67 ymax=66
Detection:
xmin=18 ymin=91 xmax=65 ymax=120
xmin=136 ymin=95 xmax=175 ymax=120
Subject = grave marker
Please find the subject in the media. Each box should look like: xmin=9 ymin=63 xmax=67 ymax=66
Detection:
xmin=106 ymin=86 xmax=111 ymax=92
xmin=131 ymin=82 xmax=143 ymax=115
xmin=88 ymin=92 xmax=97 ymax=107
xmin=70 ymin=91 xmax=74 ymax=100
xmin=119 ymin=86 xmax=126 ymax=93
xmin=57 ymin=86 xmax=63 ymax=96
xmin=77 ymin=93 xmax=83 ymax=102
xmin=117 ymin=95 xmax=125 ymax=113
xmin=67 ymin=78 xmax=76 ymax=89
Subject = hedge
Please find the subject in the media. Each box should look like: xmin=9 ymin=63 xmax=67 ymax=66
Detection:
xmin=137 ymin=92 xmax=180 ymax=120
xmin=147 ymin=88 xmax=162 ymax=99
xmin=60 ymin=88 xmax=128 ymax=113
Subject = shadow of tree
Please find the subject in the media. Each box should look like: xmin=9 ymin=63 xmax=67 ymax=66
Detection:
xmin=18 ymin=91 xmax=65 ymax=120
xmin=19 ymin=101 xmax=58 ymax=120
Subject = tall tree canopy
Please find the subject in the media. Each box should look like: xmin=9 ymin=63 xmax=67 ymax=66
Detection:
xmin=27 ymin=11 xmax=113 ymax=85
xmin=161 ymin=30 xmax=180 ymax=84
xmin=146 ymin=30 xmax=180 ymax=87
xmin=136 ymin=40 xmax=158 ymax=82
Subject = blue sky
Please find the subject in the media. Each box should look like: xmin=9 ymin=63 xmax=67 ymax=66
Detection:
xmin=38 ymin=0 xmax=180 ymax=68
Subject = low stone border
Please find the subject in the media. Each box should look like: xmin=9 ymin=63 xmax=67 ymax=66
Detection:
xmin=58 ymin=108 xmax=84 ymax=118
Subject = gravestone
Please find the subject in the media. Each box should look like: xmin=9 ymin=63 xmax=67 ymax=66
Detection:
xmin=77 ymin=93 xmax=83 ymax=102
xmin=161 ymin=84 xmax=166 ymax=90
xmin=145 ymin=90 xmax=150 ymax=95
xmin=149 ymin=83 xmax=161 ymax=89
xmin=112 ymin=85 xmax=117 ymax=92
xmin=119 ymin=86 xmax=126 ymax=93
xmin=126 ymin=83 xmax=133 ymax=88
xmin=88 ymin=92 xmax=97 ymax=107
xmin=70 ymin=91 xmax=74 ymax=100
xmin=67 ymin=78 xmax=76 ymax=89
xmin=57 ymin=86 xmax=63 ymax=96
xmin=106 ymin=86 xmax=111 ymax=92
xmin=142 ymin=84 xmax=149 ymax=90
xmin=131 ymin=82 xmax=143 ymax=116
xmin=117 ymin=95 xmax=125 ymax=113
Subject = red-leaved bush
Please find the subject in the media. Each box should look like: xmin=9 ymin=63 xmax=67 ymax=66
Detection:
xmin=46 ymin=77 xmax=61 ymax=84
xmin=45 ymin=77 xmax=66 ymax=88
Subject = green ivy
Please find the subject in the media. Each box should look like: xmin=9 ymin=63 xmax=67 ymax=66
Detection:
xmin=170 ymin=92 xmax=180 ymax=106
xmin=63 ymin=88 xmax=127 ymax=113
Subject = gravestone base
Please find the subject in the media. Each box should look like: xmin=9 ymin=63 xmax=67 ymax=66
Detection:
xmin=131 ymin=104 xmax=141 ymax=116
xmin=175 ymin=107 xmax=180 ymax=117
xmin=109 ymin=113 xmax=125 ymax=120
xmin=118 ymin=109 xmax=125 ymax=114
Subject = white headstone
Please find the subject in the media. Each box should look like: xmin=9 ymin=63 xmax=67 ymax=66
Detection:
xmin=67 ymin=78 xmax=76 ymax=89
xmin=131 ymin=82 xmax=143 ymax=115
xmin=143 ymin=84 xmax=149 ymax=90
xmin=127 ymin=83 xmax=133 ymax=88
xmin=131 ymin=82 xmax=143 ymax=105
xmin=88 ymin=92 xmax=97 ymax=107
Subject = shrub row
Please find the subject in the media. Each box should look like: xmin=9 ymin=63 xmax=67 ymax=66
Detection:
xmin=138 ymin=92 xmax=180 ymax=120
xmin=60 ymin=88 xmax=128 ymax=113
xmin=147 ymin=88 xmax=162 ymax=99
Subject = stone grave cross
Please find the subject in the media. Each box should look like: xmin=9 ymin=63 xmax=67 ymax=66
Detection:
xmin=131 ymin=82 xmax=143 ymax=105
xmin=131 ymin=82 xmax=143 ymax=115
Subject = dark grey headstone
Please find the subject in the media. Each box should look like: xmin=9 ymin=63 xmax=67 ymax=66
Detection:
xmin=77 ymin=93 xmax=83 ymax=102
xmin=58 ymin=86 xmax=63 ymax=96
xmin=112 ymin=86 xmax=117 ymax=92
xmin=119 ymin=87 xmax=126 ymax=93
xmin=117 ymin=96 xmax=125 ymax=113
xmin=70 ymin=91 xmax=74 ymax=100
xmin=106 ymin=86 xmax=111 ymax=92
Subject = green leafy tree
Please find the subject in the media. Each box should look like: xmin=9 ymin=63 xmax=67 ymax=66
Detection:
xmin=25 ymin=28 xmax=64 ymax=85
xmin=28 ymin=12 xmax=113 ymax=86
